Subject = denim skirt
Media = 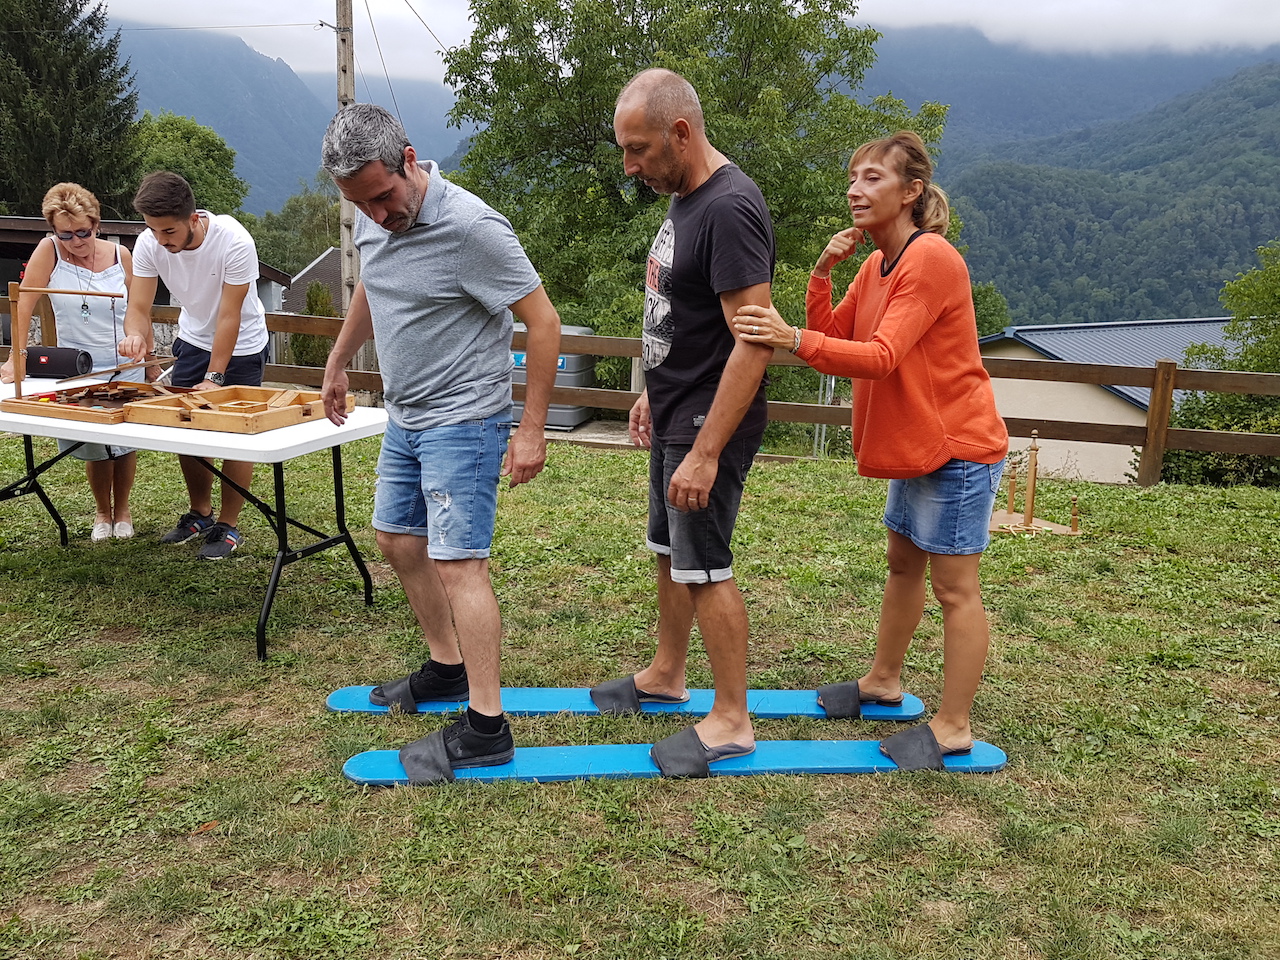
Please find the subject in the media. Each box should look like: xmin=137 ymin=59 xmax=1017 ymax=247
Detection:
xmin=883 ymin=457 xmax=1006 ymax=555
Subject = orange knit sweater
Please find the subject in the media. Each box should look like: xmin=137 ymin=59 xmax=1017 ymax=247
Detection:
xmin=796 ymin=232 xmax=1008 ymax=479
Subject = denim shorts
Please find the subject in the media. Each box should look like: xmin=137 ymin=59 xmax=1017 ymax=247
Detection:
xmin=646 ymin=433 xmax=761 ymax=584
xmin=56 ymin=439 xmax=134 ymax=462
xmin=171 ymin=337 xmax=267 ymax=388
xmin=883 ymin=457 xmax=1006 ymax=555
xmin=372 ymin=412 xmax=511 ymax=560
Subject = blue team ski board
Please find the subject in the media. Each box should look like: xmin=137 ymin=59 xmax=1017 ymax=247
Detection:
xmin=326 ymin=685 xmax=925 ymax=721
xmin=343 ymin=738 xmax=1007 ymax=785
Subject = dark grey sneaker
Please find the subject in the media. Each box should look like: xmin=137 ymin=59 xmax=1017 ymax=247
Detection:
xmin=159 ymin=510 xmax=215 ymax=545
xmin=196 ymin=523 xmax=242 ymax=560
xmin=370 ymin=663 xmax=469 ymax=706
xmin=439 ymin=713 xmax=514 ymax=768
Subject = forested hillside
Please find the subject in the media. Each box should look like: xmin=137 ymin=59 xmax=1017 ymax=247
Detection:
xmin=862 ymin=26 xmax=1280 ymax=172
xmin=116 ymin=22 xmax=332 ymax=214
xmin=952 ymin=62 xmax=1280 ymax=324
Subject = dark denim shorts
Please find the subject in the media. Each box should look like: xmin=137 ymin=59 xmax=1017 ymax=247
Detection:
xmin=883 ymin=457 xmax=1006 ymax=555
xmin=646 ymin=433 xmax=761 ymax=584
xmin=171 ymin=337 xmax=267 ymax=388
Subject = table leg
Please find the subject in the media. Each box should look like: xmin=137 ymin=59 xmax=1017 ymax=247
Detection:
xmin=188 ymin=447 xmax=373 ymax=660
xmin=0 ymin=435 xmax=85 ymax=547
xmin=333 ymin=445 xmax=374 ymax=607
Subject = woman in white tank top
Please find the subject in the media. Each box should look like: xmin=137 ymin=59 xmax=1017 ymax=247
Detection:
xmin=1 ymin=183 xmax=148 ymax=542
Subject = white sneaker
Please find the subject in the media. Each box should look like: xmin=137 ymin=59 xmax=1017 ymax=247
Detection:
xmin=113 ymin=521 xmax=134 ymax=539
xmin=91 ymin=521 xmax=112 ymax=542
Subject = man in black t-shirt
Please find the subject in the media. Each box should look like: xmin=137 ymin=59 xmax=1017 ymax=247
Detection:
xmin=590 ymin=68 xmax=776 ymax=777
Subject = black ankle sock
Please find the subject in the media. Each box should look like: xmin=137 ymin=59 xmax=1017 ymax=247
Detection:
xmin=428 ymin=660 xmax=465 ymax=680
xmin=467 ymin=707 xmax=505 ymax=734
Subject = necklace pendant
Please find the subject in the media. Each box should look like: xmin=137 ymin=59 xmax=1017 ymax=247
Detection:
xmin=81 ymin=301 xmax=90 ymax=322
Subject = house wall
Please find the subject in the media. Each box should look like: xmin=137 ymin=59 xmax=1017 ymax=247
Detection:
xmin=980 ymin=341 xmax=1146 ymax=483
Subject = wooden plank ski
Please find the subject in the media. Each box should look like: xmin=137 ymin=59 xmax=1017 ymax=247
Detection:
xmin=326 ymin=685 xmax=926 ymax=721
xmin=343 ymin=739 xmax=1007 ymax=785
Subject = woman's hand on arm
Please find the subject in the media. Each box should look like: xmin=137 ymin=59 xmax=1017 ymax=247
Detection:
xmin=813 ymin=227 xmax=863 ymax=278
xmin=732 ymin=303 xmax=797 ymax=350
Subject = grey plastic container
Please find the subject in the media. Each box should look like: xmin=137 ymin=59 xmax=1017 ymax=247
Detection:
xmin=511 ymin=323 xmax=595 ymax=430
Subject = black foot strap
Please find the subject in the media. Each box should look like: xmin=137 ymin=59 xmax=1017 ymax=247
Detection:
xmin=650 ymin=727 xmax=710 ymax=778
xmin=399 ymin=730 xmax=456 ymax=784
xmin=880 ymin=725 xmax=944 ymax=771
xmin=816 ymin=681 xmax=863 ymax=719
xmin=589 ymin=676 xmax=641 ymax=715
xmin=377 ymin=674 xmax=420 ymax=714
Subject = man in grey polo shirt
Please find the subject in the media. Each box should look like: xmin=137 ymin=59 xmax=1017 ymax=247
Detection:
xmin=320 ymin=104 xmax=561 ymax=778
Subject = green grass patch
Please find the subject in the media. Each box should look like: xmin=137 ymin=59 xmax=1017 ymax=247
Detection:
xmin=0 ymin=438 xmax=1276 ymax=958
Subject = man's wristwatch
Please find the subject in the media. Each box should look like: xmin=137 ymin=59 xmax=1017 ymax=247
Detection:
xmin=206 ymin=371 xmax=226 ymax=386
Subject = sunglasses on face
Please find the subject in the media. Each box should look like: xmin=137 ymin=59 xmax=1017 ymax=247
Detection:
xmin=55 ymin=228 xmax=95 ymax=241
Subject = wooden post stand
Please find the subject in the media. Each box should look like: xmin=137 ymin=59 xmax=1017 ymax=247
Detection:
xmin=989 ymin=431 xmax=1083 ymax=536
xmin=8 ymin=283 xmax=126 ymax=399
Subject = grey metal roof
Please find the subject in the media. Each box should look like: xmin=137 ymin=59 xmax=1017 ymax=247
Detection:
xmin=979 ymin=317 xmax=1233 ymax=409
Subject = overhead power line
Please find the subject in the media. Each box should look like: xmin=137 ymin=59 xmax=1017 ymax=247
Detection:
xmin=362 ymin=0 xmax=402 ymax=124
xmin=400 ymin=0 xmax=447 ymax=51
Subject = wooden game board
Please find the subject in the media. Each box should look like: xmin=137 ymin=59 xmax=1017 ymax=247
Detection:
xmin=0 ymin=382 xmax=183 ymax=424
xmin=124 ymin=386 xmax=354 ymax=434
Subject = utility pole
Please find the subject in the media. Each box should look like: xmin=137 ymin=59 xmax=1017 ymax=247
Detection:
xmin=333 ymin=0 xmax=378 ymax=370
xmin=335 ymin=0 xmax=357 ymax=314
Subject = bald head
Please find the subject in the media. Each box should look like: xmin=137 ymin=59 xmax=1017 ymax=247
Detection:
xmin=615 ymin=68 xmax=705 ymax=136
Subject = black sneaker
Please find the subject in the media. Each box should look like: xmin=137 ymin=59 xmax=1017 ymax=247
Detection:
xmin=440 ymin=713 xmax=514 ymax=768
xmin=197 ymin=523 xmax=242 ymax=560
xmin=370 ymin=663 xmax=469 ymax=706
xmin=159 ymin=510 xmax=215 ymax=545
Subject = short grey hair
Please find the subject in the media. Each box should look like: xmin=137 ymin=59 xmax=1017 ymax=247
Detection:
xmin=616 ymin=68 xmax=705 ymax=136
xmin=321 ymin=103 xmax=411 ymax=180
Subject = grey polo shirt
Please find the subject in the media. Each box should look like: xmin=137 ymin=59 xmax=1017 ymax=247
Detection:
xmin=354 ymin=160 xmax=542 ymax=431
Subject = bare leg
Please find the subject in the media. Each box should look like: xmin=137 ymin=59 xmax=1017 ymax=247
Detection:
xmin=376 ymin=531 xmax=501 ymax=715
xmin=632 ymin=554 xmax=695 ymax=699
xmin=435 ymin=558 xmax=502 ymax=716
xmin=85 ymin=461 xmax=114 ymax=524
xmin=111 ymin=453 xmax=137 ymax=524
xmin=858 ymin=529 xmax=929 ymax=702
xmin=377 ymin=530 xmax=464 ymax=665
xmin=177 ymin=454 xmax=214 ymax=516
xmin=215 ymin=460 xmax=253 ymax=527
xmin=686 ymin=577 xmax=753 ymax=749
xmin=925 ymin=552 xmax=988 ymax=751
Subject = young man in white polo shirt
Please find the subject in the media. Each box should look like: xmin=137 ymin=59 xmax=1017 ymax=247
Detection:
xmin=119 ymin=172 xmax=270 ymax=560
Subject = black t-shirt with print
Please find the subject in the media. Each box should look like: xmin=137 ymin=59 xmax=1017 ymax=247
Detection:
xmin=642 ymin=163 xmax=775 ymax=445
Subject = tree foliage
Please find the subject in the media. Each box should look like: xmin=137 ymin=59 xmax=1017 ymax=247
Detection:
xmin=1162 ymin=240 xmax=1280 ymax=486
xmin=136 ymin=111 xmax=248 ymax=215
xmin=241 ymin=174 xmax=341 ymax=276
xmin=443 ymin=0 xmax=948 ymax=384
xmin=972 ymin=280 xmax=1011 ymax=337
xmin=0 ymin=0 xmax=138 ymax=218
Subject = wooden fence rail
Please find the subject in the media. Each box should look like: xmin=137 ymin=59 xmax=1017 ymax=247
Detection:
xmin=4 ymin=297 xmax=1279 ymax=485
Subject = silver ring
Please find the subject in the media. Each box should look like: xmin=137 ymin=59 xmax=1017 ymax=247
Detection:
xmin=753 ymin=325 xmax=759 ymax=335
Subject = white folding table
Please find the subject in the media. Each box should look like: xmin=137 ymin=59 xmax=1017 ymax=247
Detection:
xmin=0 ymin=379 xmax=388 ymax=659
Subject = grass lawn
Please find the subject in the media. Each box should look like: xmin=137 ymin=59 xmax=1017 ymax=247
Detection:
xmin=1 ymin=436 xmax=1277 ymax=959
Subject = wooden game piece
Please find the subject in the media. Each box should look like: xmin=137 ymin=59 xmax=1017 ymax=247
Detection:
xmin=1022 ymin=432 xmax=1040 ymax=528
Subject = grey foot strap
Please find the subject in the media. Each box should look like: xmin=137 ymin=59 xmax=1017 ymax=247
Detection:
xmin=816 ymin=681 xmax=863 ymax=719
xmin=378 ymin=674 xmax=420 ymax=714
xmin=651 ymin=727 xmax=710 ymax=778
xmin=880 ymin=725 xmax=944 ymax=771
xmin=589 ymin=676 xmax=641 ymax=715
xmin=399 ymin=730 xmax=456 ymax=784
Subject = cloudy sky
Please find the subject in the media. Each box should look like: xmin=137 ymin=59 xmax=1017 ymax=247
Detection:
xmin=104 ymin=0 xmax=1280 ymax=83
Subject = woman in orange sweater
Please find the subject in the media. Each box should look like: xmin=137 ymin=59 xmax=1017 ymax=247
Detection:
xmin=734 ymin=131 xmax=1008 ymax=771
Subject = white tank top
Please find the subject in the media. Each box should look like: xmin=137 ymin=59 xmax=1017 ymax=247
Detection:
xmin=47 ymin=240 xmax=139 ymax=380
